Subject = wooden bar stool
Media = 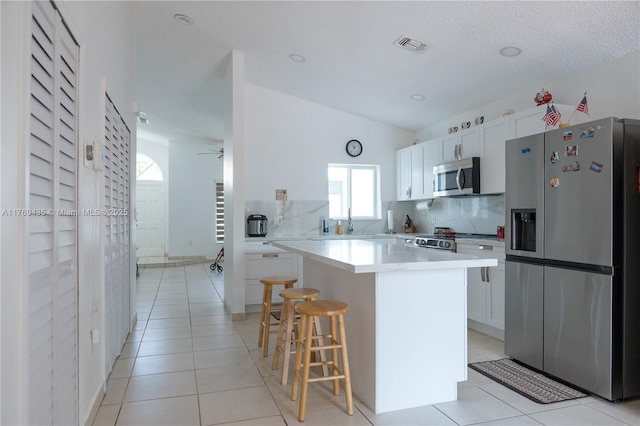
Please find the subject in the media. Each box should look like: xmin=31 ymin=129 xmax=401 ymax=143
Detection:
xmin=271 ymin=287 xmax=325 ymax=385
xmin=291 ymin=300 xmax=353 ymax=422
xmin=258 ymin=276 xmax=297 ymax=357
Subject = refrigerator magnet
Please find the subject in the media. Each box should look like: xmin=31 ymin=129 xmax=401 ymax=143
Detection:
xmin=563 ymin=130 xmax=573 ymax=141
xmin=550 ymin=151 xmax=560 ymax=163
xmin=550 ymin=177 xmax=560 ymax=187
xmin=565 ymin=145 xmax=578 ymax=156
xmin=580 ymin=127 xmax=595 ymax=138
xmin=589 ymin=161 xmax=603 ymax=173
xmin=562 ymin=161 xmax=580 ymax=172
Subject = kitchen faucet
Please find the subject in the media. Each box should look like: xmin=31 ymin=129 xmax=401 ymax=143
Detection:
xmin=347 ymin=207 xmax=354 ymax=234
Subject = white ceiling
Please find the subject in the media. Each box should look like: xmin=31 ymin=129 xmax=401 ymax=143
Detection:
xmin=132 ymin=1 xmax=640 ymax=144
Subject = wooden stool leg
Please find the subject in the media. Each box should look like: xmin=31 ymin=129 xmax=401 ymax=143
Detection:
xmin=330 ymin=315 xmax=340 ymax=396
xmin=298 ymin=314 xmax=314 ymax=422
xmin=258 ymin=284 xmax=270 ymax=348
xmin=281 ymin=300 xmax=298 ymax=385
xmin=271 ymin=298 xmax=289 ymax=371
xmin=338 ymin=313 xmax=353 ymax=415
xmin=313 ymin=316 xmax=329 ymax=377
xmin=291 ymin=313 xmax=306 ymax=402
xmin=261 ymin=285 xmax=273 ymax=356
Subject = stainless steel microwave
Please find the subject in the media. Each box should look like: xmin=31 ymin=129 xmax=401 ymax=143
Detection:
xmin=433 ymin=157 xmax=480 ymax=197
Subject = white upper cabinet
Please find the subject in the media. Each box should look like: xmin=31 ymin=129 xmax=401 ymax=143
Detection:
xmin=396 ymin=147 xmax=412 ymax=201
xmin=396 ymin=142 xmax=440 ymax=201
xmin=479 ymin=117 xmax=510 ymax=194
xmin=509 ymin=104 xmax=577 ymax=139
xmin=440 ymin=127 xmax=480 ymax=163
xmin=458 ymin=127 xmax=481 ymax=159
xmin=396 ymin=144 xmax=425 ymax=200
xmin=440 ymin=133 xmax=461 ymax=162
xmin=397 ymin=105 xmax=583 ymax=199
xmin=421 ymin=141 xmax=441 ymax=199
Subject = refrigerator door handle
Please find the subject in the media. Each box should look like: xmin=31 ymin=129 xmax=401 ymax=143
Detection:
xmin=480 ymin=266 xmax=486 ymax=282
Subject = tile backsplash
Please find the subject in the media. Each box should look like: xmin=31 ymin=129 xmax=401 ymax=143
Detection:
xmin=245 ymin=200 xmax=415 ymax=237
xmin=408 ymin=194 xmax=505 ymax=235
xmin=245 ymin=196 xmax=504 ymax=237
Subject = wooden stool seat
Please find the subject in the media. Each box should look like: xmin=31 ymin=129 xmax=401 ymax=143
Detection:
xmin=258 ymin=276 xmax=297 ymax=357
xmin=291 ymin=299 xmax=353 ymax=421
xmin=271 ymin=287 xmax=322 ymax=385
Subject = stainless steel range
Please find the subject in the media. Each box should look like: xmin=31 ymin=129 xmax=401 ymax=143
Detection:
xmin=414 ymin=235 xmax=456 ymax=251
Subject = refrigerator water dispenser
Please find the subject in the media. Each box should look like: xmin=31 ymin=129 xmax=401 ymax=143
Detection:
xmin=511 ymin=209 xmax=536 ymax=252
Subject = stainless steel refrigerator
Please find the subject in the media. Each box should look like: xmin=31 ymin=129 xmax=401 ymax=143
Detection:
xmin=504 ymin=117 xmax=640 ymax=400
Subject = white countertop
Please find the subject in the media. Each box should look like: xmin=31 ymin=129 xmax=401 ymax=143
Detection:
xmin=272 ymin=239 xmax=497 ymax=274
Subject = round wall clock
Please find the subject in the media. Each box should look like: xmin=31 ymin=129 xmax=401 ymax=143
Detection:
xmin=345 ymin=139 xmax=363 ymax=157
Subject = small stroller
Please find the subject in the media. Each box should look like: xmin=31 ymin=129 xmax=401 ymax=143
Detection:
xmin=210 ymin=247 xmax=224 ymax=272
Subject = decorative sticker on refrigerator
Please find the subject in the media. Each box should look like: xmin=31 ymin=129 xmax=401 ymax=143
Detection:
xmin=550 ymin=177 xmax=560 ymax=187
xmin=589 ymin=161 xmax=603 ymax=173
xmin=563 ymin=130 xmax=573 ymax=141
xmin=565 ymin=145 xmax=578 ymax=156
xmin=562 ymin=161 xmax=580 ymax=172
xmin=550 ymin=151 xmax=560 ymax=163
xmin=580 ymin=127 xmax=595 ymax=138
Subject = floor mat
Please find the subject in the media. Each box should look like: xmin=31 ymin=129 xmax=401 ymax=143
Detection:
xmin=469 ymin=358 xmax=588 ymax=404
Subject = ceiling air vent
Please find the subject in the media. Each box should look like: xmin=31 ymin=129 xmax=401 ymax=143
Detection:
xmin=393 ymin=35 xmax=430 ymax=53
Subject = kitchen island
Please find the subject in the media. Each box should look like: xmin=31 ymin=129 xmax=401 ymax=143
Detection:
xmin=272 ymin=239 xmax=497 ymax=414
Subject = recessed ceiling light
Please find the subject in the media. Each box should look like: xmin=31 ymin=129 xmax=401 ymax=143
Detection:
xmin=499 ymin=46 xmax=522 ymax=57
xmin=410 ymin=94 xmax=426 ymax=101
xmin=289 ymin=53 xmax=306 ymax=63
xmin=173 ymin=14 xmax=194 ymax=25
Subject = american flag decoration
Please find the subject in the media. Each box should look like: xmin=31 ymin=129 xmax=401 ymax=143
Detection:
xmin=542 ymin=104 xmax=561 ymax=127
xmin=577 ymin=94 xmax=589 ymax=116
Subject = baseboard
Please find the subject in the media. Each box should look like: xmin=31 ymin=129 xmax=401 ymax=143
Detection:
xmin=223 ymin=300 xmax=246 ymax=321
xmin=468 ymin=319 xmax=505 ymax=341
xmin=83 ymin=385 xmax=106 ymax=426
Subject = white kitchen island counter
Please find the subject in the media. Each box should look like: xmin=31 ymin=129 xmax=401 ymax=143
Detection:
xmin=272 ymin=239 xmax=497 ymax=414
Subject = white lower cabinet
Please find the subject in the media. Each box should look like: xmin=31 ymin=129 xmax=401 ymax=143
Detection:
xmin=245 ymin=248 xmax=299 ymax=306
xmin=456 ymin=241 xmax=505 ymax=337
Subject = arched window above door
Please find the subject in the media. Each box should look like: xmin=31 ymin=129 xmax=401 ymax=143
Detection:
xmin=136 ymin=153 xmax=163 ymax=181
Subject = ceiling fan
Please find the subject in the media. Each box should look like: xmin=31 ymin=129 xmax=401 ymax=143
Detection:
xmin=197 ymin=147 xmax=224 ymax=158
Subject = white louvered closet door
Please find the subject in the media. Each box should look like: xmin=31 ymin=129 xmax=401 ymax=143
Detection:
xmin=28 ymin=1 xmax=79 ymax=425
xmin=104 ymin=95 xmax=131 ymax=374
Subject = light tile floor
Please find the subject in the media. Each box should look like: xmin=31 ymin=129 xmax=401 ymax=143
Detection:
xmin=93 ymin=263 xmax=640 ymax=426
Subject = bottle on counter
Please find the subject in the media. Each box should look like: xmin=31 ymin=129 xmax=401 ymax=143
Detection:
xmin=336 ymin=220 xmax=343 ymax=235
xmin=322 ymin=218 xmax=330 ymax=234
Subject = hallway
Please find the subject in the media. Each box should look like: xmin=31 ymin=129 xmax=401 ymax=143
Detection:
xmin=92 ymin=263 xmax=640 ymax=425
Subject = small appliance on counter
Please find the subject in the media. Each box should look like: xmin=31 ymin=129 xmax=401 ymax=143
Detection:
xmin=247 ymin=214 xmax=268 ymax=237
xmin=403 ymin=215 xmax=415 ymax=233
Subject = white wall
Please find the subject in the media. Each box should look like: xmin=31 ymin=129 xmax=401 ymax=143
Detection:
xmin=244 ymin=84 xmax=415 ymax=202
xmin=0 ymin=1 xmax=136 ymax=424
xmin=416 ymin=50 xmax=640 ymax=140
xmin=168 ymin=138 xmax=223 ymax=259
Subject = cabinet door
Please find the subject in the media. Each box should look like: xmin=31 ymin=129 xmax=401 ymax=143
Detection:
xmin=421 ymin=141 xmax=441 ymax=199
xmin=480 ymin=117 xmax=509 ymax=194
xmin=396 ymin=148 xmax=412 ymax=200
xmin=487 ymin=262 xmax=505 ymax=330
xmin=409 ymin=144 xmax=425 ymax=199
xmin=458 ymin=127 xmax=480 ymax=158
xmin=245 ymin=253 xmax=298 ymax=305
xmin=441 ymin=134 xmax=460 ymax=162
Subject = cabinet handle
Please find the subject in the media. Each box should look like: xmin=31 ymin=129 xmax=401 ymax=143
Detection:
xmin=478 ymin=245 xmax=493 ymax=251
xmin=263 ymin=253 xmax=279 ymax=258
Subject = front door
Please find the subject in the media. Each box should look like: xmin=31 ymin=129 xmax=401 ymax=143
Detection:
xmin=136 ymin=181 xmax=165 ymax=257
